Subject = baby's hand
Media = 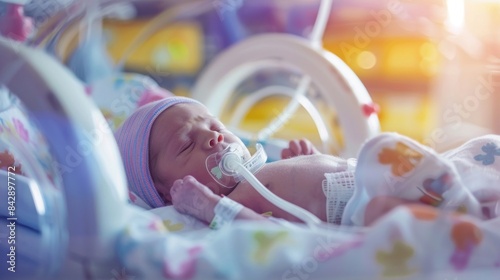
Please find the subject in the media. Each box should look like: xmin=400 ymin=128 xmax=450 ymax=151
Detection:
xmin=170 ymin=176 xmax=219 ymax=223
xmin=281 ymin=139 xmax=321 ymax=159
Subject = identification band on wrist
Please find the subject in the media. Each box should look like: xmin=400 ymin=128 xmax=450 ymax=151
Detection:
xmin=209 ymin=196 xmax=243 ymax=230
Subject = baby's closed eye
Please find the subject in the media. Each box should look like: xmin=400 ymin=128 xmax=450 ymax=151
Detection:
xmin=178 ymin=141 xmax=194 ymax=155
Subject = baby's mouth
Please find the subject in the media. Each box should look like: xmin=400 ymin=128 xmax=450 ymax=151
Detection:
xmin=213 ymin=143 xmax=248 ymax=161
xmin=205 ymin=143 xmax=247 ymax=188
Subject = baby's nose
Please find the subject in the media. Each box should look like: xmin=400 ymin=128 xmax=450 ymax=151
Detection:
xmin=208 ymin=132 xmax=224 ymax=148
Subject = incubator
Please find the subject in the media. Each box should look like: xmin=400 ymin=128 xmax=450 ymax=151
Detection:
xmin=24 ymin=0 xmax=380 ymax=159
xmin=0 ymin=1 xmax=374 ymax=278
xmin=1 ymin=1 xmax=499 ymax=280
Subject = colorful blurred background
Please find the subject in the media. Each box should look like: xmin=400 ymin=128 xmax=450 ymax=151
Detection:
xmin=3 ymin=0 xmax=500 ymax=152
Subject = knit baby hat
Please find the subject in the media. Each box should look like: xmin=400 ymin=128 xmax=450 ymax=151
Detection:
xmin=115 ymin=96 xmax=201 ymax=208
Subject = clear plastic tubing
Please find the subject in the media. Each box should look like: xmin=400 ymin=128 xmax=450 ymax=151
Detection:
xmin=221 ymin=151 xmax=322 ymax=226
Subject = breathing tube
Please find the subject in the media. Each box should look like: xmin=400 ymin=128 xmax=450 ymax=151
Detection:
xmin=220 ymin=0 xmax=331 ymax=226
xmin=206 ymin=143 xmax=322 ymax=226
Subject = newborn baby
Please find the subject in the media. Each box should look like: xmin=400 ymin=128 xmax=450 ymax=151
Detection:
xmin=115 ymin=97 xmax=355 ymax=225
xmin=115 ymin=97 xmax=500 ymax=227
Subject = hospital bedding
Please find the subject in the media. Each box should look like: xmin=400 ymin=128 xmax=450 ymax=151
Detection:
xmin=2 ymin=174 xmax=499 ymax=279
xmin=120 ymin=202 xmax=500 ymax=279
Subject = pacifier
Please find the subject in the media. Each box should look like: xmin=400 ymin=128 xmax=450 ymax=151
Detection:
xmin=206 ymin=143 xmax=267 ymax=188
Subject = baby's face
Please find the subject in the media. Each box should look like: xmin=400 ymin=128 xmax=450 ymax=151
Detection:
xmin=149 ymin=102 xmax=250 ymax=202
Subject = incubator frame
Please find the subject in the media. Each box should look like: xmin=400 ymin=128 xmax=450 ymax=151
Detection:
xmin=1 ymin=1 xmax=499 ymax=279
xmin=192 ymin=33 xmax=380 ymax=157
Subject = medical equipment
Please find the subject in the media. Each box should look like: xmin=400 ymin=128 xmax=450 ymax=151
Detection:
xmin=29 ymin=0 xmax=380 ymax=158
xmin=29 ymin=0 xmax=379 ymax=227
xmin=206 ymin=143 xmax=266 ymax=188
xmin=192 ymin=0 xmax=380 ymax=157
xmin=207 ymin=143 xmax=322 ymax=226
xmin=0 ymin=1 xmax=357 ymax=275
xmin=0 ymin=37 xmax=131 ymax=279
xmin=200 ymin=0 xmax=349 ymax=223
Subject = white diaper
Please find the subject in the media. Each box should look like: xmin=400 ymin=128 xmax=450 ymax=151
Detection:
xmin=322 ymin=159 xmax=357 ymax=224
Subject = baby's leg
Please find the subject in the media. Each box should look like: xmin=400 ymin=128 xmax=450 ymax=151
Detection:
xmin=170 ymin=176 xmax=220 ymax=223
xmin=441 ymin=134 xmax=500 ymax=219
xmin=343 ymin=133 xmax=483 ymax=226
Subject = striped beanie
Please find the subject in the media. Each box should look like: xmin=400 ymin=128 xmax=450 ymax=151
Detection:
xmin=115 ymin=96 xmax=201 ymax=208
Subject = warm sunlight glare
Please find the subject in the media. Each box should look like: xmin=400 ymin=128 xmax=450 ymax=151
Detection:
xmin=446 ymin=0 xmax=465 ymax=31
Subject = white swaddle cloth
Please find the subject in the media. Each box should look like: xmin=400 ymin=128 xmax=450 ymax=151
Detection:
xmin=441 ymin=134 xmax=500 ymax=219
xmin=342 ymin=133 xmax=499 ymax=226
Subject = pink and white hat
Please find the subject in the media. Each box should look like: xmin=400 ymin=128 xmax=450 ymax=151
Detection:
xmin=115 ymin=96 xmax=201 ymax=208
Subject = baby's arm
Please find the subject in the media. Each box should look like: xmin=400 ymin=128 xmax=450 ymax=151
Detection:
xmin=170 ymin=176 xmax=267 ymax=225
xmin=281 ymin=139 xmax=321 ymax=159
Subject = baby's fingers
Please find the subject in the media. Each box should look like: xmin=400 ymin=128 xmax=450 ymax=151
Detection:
xmin=299 ymin=139 xmax=312 ymax=155
xmin=290 ymin=140 xmax=303 ymax=155
xmin=299 ymin=139 xmax=321 ymax=155
xmin=281 ymin=140 xmax=301 ymax=158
